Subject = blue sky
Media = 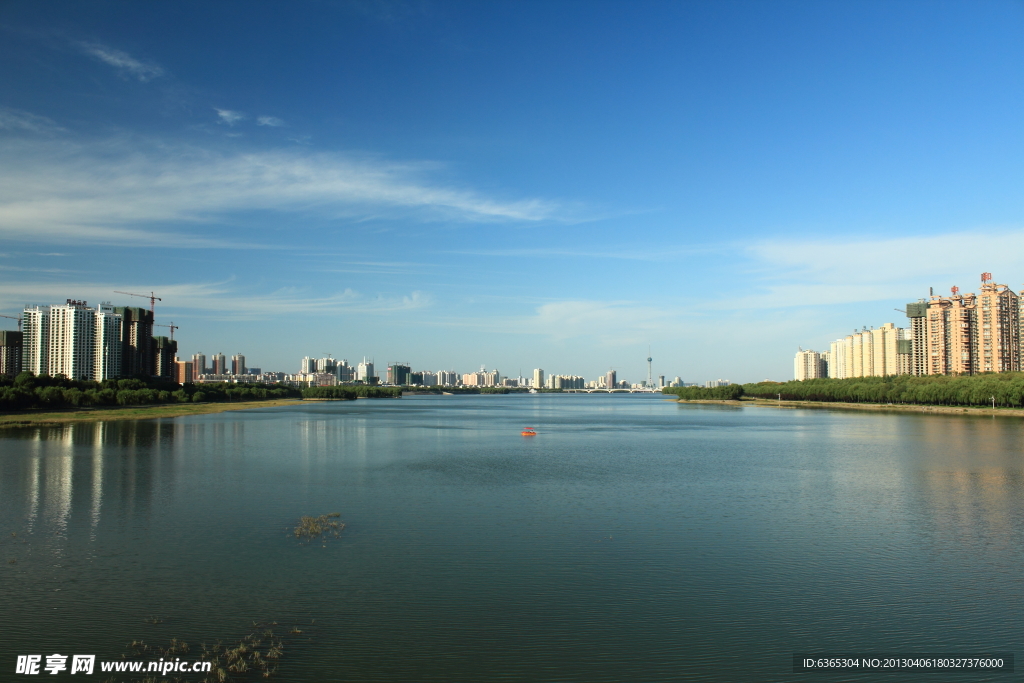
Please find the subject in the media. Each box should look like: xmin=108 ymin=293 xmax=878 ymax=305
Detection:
xmin=0 ymin=0 xmax=1021 ymax=383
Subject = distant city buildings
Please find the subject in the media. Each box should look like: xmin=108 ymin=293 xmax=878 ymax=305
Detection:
xmin=3 ymin=298 xmax=685 ymax=390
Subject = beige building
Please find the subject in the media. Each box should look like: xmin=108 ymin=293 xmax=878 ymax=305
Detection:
xmin=925 ymin=292 xmax=977 ymax=375
xmin=977 ymin=281 xmax=1019 ymax=373
xmin=826 ymin=323 xmax=910 ymax=379
xmin=794 ymin=349 xmax=826 ymax=381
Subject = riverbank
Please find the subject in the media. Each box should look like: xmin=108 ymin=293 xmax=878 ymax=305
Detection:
xmin=674 ymin=397 xmax=1024 ymax=417
xmin=0 ymin=398 xmax=303 ymax=428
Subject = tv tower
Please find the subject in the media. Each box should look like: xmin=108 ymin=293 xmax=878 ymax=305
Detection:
xmin=646 ymin=346 xmax=653 ymax=388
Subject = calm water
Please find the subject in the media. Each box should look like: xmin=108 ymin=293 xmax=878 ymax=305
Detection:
xmin=2 ymin=394 xmax=1023 ymax=681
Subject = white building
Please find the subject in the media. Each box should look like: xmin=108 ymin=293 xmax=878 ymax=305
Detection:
xmin=23 ymin=301 xmax=123 ymax=380
xmin=436 ymin=370 xmax=458 ymax=387
xmin=94 ymin=303 xmax=122 ymax=381
xmin=533 ymin=368 xmax=544 ymax=389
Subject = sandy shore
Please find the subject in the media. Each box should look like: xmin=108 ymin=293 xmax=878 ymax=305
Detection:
xmin=0 ymin=398 xmax=304 ymax=428
xmin=673 ymin=397 xmax=1024 ymax=417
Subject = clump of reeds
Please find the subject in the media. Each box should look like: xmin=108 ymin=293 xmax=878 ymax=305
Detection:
xmin=144 ymin=615 xmax=164 ymax=624
xmin=292 ymin=513 xmax=344 ymax=544
xmin=119 ymin=622 xmax=289 ymax=682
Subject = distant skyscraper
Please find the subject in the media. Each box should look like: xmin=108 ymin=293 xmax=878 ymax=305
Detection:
xmin=174 ymin=359 xmax=193 ymax=384
xmin=533 ymin=368 xmax=544 ymax=389
xmin=232 ymin=353 xmax=247 ymax=375
xmin=436 ymin=370 xmax=458 ymax=386
xmin=387 ymin=364 xmax=411 ymax=385
xmin=357 ymin=358 xmax=374 ymax=382
xmin=192 ymin=352 xmax=207 ymax=376
xmin=605 ymin=370 xmax=616 ymax=390
xmin=211 ymin=353 xmax=227 ymax=375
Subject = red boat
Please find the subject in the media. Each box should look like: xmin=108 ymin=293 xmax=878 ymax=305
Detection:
xmin=521 ymin=427 xmax=536 ymax=436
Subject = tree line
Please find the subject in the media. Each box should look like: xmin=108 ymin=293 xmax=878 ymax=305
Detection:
xmin=662 ymin=373 xmax=1024 ymax=408
xmin=301 ymin=386 xmax=402 ymax=399
xmin=661 ymin=385 xmax=745 ymax=400
xmin=0 ymin=372 xmax=300 ymax=412
xmin=743 ymin=374 xmax=1024 ymax=407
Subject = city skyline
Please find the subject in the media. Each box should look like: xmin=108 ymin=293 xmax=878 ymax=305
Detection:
xmin=0 ymin=1 xmax=1021 ymax=383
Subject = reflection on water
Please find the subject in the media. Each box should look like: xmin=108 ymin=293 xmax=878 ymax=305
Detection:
xmin=2 ymin=399 xmax=1024 ymax=682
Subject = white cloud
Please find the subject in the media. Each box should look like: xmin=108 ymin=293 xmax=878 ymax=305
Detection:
xmin=79 ymin=42 xmax=164 ymax=82
xmin=215 ymin=108 xmax=245 ymax=126
xmin=0 ymin=137 xmax=564 ymax=245
xmin=257 ymin=116 xmax=285 ymax=127
xmin=0 ymin=107 xmax=65 ymax=135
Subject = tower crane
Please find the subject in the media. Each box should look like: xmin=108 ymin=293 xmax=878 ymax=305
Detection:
xmin=114 ymin=291 xmax=162 ymax=316
xmin=0 ymin=314 xmax=21 ymax=331
xmin=156 ymin=322 xmax=179 ymax=340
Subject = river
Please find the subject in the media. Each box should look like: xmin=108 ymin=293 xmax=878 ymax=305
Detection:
xmin=2 ymin=394 xmax=1022 ymax=681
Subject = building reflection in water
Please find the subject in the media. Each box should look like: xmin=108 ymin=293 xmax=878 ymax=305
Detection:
xmin=0 ymin=421 xmax=180 ymax=545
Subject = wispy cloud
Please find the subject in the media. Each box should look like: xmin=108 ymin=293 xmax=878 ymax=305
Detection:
xmin=78 ymin=42 xmax=164 ymax=82
xmin=0 ymin=136 xmax=566 ymax=245
xmin=0 ymin=279 xmax=433 ymax=320
xmin=257 ymin=115 xmax=285 ymax=127
xmin=215 ymin=108 xmax=245 ymax=125
xmin=0 ymin=106 xmax=65 ymax=135
xmin=737 ymin=228 xmax=1024 ymax=308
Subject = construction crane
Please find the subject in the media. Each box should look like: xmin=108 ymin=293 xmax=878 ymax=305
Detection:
xmin=0 ymin=314 xmax=21 ymax=331
xmin=156 ymin=322 xmax=179 ymax=340
xmin=114 ymin=291 xmax=162 ymax=316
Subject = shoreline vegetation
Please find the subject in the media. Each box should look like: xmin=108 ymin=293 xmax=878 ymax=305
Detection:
xmin=664 ymin=373 xmax=1024 ymax=417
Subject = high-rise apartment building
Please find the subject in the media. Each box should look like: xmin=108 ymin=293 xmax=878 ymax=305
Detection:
xmin=22 ymin=305 xmax=49 ymax=375
xmin=976 ymin=280 xmax=1019 ymax=373
xmin=115 ymin=306 xmax=154 ymax=378
xmin=436 ymin=370 xmax=458 ymax=387
xmin=192 ymin=352 xmax=207 ymax=377
xmin=22 ymin=301 xmax=124 ymax=380
xmin=794 ymin=349 xmax=825 ymax=381
xmin=232 ymin=353 xmax=247 ymax=375
xmin=301 ymin=356 xmax=316 ymax=374
xmin=827 ymin=323 xmax=910 ymax=379
xmin=0 ymin=330 xmax=23 ymax=376
xmin=153 ymin=337 xmax=178 ymax=378
xmin=533 ymin=368 xmax=544 ymax=389
xmin=925 ymin=292 xmax=977 ymax=375
xmin=905 ymin=302 xmax=928 ymax=375
xmin=94 ymin=303 xmax=122 ymax=381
